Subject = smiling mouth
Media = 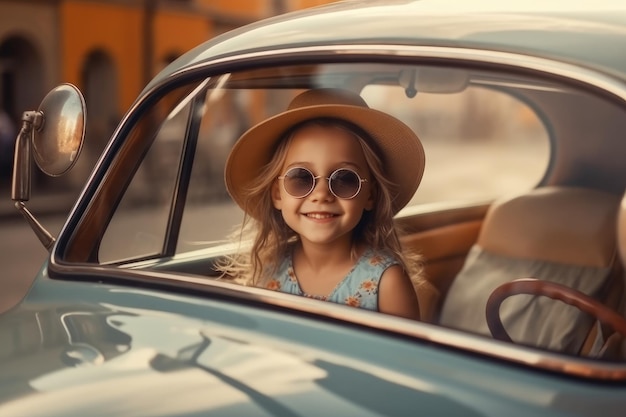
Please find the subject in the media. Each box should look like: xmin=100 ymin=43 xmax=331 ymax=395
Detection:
xmin=304 ymin=213 xmax=338 ymax=219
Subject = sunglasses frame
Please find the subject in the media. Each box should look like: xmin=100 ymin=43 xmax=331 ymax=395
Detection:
xmin=278 ymin=166 xmax=368 ymax=200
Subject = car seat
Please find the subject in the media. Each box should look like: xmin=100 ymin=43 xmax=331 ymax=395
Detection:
xmin=438 ymin=186 xmax=623 ymax=356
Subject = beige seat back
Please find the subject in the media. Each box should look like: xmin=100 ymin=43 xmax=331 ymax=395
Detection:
xmin=439 ymin=186 xmax=621 ymax=355
xmin=598 ymin=193 xmax=626 ymax=359
xmin=618 ymin=195 xmax=626 ymax=266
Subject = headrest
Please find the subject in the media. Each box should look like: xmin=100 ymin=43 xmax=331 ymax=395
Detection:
xmin=477 ymin=187 xmax=620 ymax=268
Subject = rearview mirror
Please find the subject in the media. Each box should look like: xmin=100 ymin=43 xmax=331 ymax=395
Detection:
xmin=399 ymin=68 xmax=469 ymax=96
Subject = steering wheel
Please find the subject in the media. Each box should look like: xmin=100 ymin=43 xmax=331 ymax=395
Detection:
xmin=486 ymin=278 xmax=626 ymax=343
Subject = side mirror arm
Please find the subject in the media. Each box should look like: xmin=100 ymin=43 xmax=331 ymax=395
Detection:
xmin=11 ymin=110 xmax=43 ymax=202
xmin=11 ymin=111 xmax=55 ymax=251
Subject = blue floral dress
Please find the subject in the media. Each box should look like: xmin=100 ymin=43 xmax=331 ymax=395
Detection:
xmin=263 ymin=248 xmax=399 ymax=311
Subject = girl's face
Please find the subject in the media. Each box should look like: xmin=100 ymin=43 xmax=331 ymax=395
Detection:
xmin=272 ymin=124 xmax=375 ymax=249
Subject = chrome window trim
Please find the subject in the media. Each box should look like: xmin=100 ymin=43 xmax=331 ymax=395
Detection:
xmin=169 ymin=44 xmax=626 ymax=102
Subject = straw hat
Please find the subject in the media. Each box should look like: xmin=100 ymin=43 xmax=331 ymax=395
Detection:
xmin=224 ymin=88 xmax=425 ymax=217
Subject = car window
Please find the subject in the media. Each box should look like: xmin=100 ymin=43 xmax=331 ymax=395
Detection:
xmin=99 ymin=100 xmax=189 ymax=263
xmin=175 ymin=88 xmax=248 ymax=253
xmin=177 ymin=87 xmax=301 ymax=254
xmin=97 ymin=63 xmax=551 ymax=264
xmin=361 ymin=85 xmax=550 ymax=208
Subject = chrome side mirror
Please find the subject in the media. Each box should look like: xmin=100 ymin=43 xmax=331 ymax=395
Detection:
xmin=11 ymin=84 xmax=86 ymax=250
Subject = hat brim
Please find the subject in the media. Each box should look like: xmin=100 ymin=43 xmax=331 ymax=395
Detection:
xmin=225 ymin=103 xmax=425 ymax=217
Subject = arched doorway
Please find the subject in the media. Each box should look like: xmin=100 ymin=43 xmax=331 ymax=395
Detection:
xmin=68 ymin=49 xmax=119 ymax=189
xmin=0 ymin=36 xmax=44 ymax=185
xmin=0 ymin=36 xmax=43 ymax=119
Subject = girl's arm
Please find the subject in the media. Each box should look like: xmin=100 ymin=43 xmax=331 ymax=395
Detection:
xmin=378 ymin=265 xmax=421 ymax=320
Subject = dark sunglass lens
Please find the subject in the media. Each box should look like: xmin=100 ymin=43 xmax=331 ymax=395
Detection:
xmin=284 ymin=168 xmax=314 ymax=197
xmin=330 ymin=169 xmax=360 ymax=199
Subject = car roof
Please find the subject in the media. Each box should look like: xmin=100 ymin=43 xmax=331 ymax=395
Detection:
xmin=145 ymin=0 xmax=626 ymax=93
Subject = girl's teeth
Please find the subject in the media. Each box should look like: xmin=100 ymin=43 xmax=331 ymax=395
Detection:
xmin=307 ymin=213 xmax=334 ymax=219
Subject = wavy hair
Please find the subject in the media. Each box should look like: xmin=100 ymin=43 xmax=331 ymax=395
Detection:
xmin=217 ymin=118 xmax=423 ymax=287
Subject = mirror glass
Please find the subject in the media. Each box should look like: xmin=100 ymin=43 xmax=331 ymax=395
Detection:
xmin=32 ymin=83 xmax=86 ymax=176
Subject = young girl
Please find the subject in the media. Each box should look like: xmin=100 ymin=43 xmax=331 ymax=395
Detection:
xmin=220 ymin=88 xmax=425 ymax=320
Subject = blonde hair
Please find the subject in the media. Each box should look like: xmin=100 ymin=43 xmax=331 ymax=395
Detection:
xmin=217 ymin=118 xmax=423 ymax=286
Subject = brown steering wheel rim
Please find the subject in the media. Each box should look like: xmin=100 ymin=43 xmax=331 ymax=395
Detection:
xmin=486 ymin=278 xmax=626 ymax=343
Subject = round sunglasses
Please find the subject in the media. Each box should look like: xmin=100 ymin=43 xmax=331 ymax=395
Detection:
xmin=277 ymin=166 xmax=368 ymax=200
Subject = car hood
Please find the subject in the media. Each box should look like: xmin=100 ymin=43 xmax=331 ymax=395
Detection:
xmin=3 ymin=269 xmax=625 ymax=417
xmin=0 ymin=279 xmax=485 ymax=417
xmin=0 ymin=302 xmax=358 ymax=416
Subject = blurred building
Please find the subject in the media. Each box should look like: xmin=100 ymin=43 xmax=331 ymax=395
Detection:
xmin=0 ymin=0 xmax=335 ymax=190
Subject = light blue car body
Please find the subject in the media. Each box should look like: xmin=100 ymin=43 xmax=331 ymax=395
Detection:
xmin=2 ymin=1 xmax=626 ymax=415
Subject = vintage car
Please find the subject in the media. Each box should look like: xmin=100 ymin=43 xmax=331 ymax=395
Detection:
xmin=2 ymin=0 xmax=626 ymax=415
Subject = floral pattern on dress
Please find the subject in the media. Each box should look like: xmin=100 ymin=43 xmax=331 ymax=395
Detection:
xmin=268 ymin=248 xmax=398 ymax=312
xmin=359 ymin=279 xmax=378 ymax=294
xmin=266 ymin=279 xmax=281 ymax=291
xmin=287 ymin=267 xmax=298 ymax=283
xmin=369 ymin=254 xmax=386 ymax=266
xmin=344 ymin=294 xmax=362 ymax=307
